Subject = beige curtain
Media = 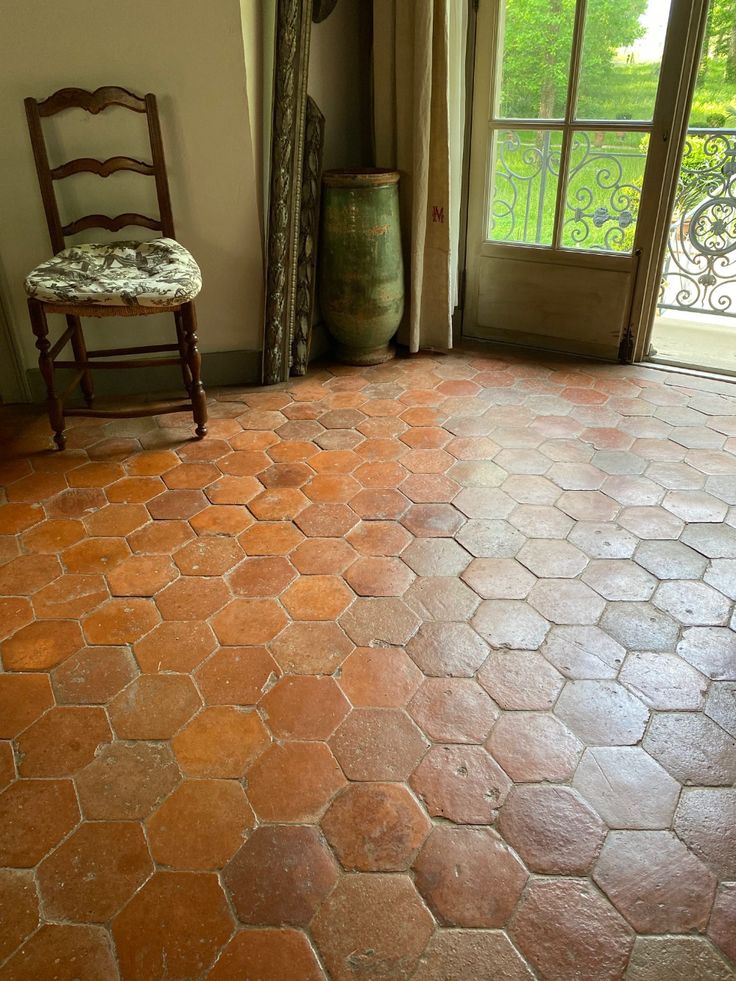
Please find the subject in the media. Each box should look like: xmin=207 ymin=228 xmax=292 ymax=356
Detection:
xmin=373 ymin=0 xmax=467 ymax=353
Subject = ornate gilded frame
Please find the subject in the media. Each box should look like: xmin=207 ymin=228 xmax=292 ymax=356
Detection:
xmin=262 ymin=0 xmax=335 ymax=383
xmin=262 ymin=0 xmax=312 ymax=384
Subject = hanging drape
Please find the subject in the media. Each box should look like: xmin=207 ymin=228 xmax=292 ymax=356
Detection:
xmin=373 ymin=0 xmax=467 ymax=353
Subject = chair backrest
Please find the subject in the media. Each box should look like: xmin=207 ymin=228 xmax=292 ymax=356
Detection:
xmin=25 ymin=86 xmax=175 ymax=254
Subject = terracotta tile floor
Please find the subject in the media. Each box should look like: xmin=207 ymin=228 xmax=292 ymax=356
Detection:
xmin=0 ymin=347 xmax=735 ymax=980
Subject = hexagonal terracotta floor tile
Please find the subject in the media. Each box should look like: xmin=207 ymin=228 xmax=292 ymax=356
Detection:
xmin=3 ymin=620 xmax=83 ymax=670
xmin=0 ymin=555 xmax=61 ymax=598
xmin=290 ymin=536 xmax=357 ymax=574
xmin=408 ymin=677 xmax=499 ymax=743
xmin=593 ymin=830 xmax=717 ymax=934
xmin=270 ymin=621 xmax=354 ymax=674
xmin=146 ymin=778 xmax=254 ymax=870
xmin=154 ymin=576 xmax=231 ymax=621
xmin=195 ymin=646 xmax=280 ymax=705
xmin=82 ymin=597 xmax=159 ymax=645
xmin=37 ymin=821 xmax=152 ymax=923
xmin=461 ymin=557 xmax=536 ymax=599
xmin=473 ymin=600 xmax=550 ymax=650
xmin=0 ymin=674 xmax=54 ymax=738
xmin=330 ymin=708 xmax=429 ymax=781
xmin=413 ymin=930 xmax=534 ymax=981
xmin=0 ymin=778 xmax=80 ymax=868
xmin=15 ymin=706 xmax=111 ymax=777
xmin=677 ymin=626 xmax=736 ymax=680
xmin=246 ymin=741 xmax=346 ymax=821
xmin=173 ymin=537 xmax=245 ymax=577
xmin=572 ymin=746 xmax=680 ymax=830
xmin=108 ymin=675 xmax=201 ymax=739
xmin=0 ymin=924 xmax=118 ymax=981
xmin=111 ymin=871 xmax=233 ymax=981
xmin=127 ymin=519 xmax=193 ymax=555
xmin=709 ymin=883 xmax=736 ymax=966
xmin=407 ymin=621 xmax=489 ymax=677
xmin=626 ymin=936 xmax=734 ymax=981
xmin=643 ymin=713 xmax=736 ymax=786
xmin=555 ymin=680 xmax=650 ymax=745
xmin=311 ymin=874 xmax=435 ymax=981
xmin=228 ymin=555 xmax=296 ymax=596
xmin=401 ymin=537 xmax=470 ymax=576
xmin=223 ymin=824 xmax=337 ymax=926
xmin=499 ymin=784 xmax=607 ymax=874
xmin=675 ymin=788 xmax=736 ymax=879
xmin=32 ymin=573 xmax=108 ymax=619
xmin=238 ymin=521 xmax=304 ymax=556
xmin=295 ymin=502 xmax=358 ymax=537
xmin=488 ymin=712 xmax=583 ymax=782
xmin=0 ymin=597 xmax=32 ymax=642
xmin=339 ymin=646 xmax=423 ymax=707
xmin=479 ymin=651 xmax=564 ymax=710
xmin=106 ymin=554 xmax=178 ymax=597
xmin=410 ymin=744 xmax=512 ymax=824
xmin=212 ymin=598 xmax=288 ymax=645
xmin=75 ymin=741 xmax=180 ymax=820
xmin=405 ymin=576 xmax=480 ymax=621
xmin=321 ymin=782 xmax=431 ymax=871
xmin=528 ymin=579 xmax=605 ymax=625
xmin=517 ymin=539 xmax=588 ymax=579
xmin=259 ymin=676 xmax=349 ymax=739
xmin=541 ymin=625 xmax=625 ymax=680
xmin=0 ymin=869 xmax=38 ymax=963
xmin=413 ymin=825 xmax=527 ymax=927
xmin=208 ymin=929 xmax=323 ymax=981
xmin=282 ymin=575 xmax=353 ymax=620
xmin=344 ymin=556 xmax=415 ymax=597
xmin=509 ymin=878 xmax=634 ymax=981
xmin=173 ymin=706 xmax=270 ymax=778
xmin=133 ymin=620 xmax=216 ymax=673
xmin=340 ymin=597 xmax=421 ymax=647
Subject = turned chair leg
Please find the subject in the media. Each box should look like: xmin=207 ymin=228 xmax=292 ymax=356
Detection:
xmin=174 ymin=310 xmax=193 ymax=395
xmin=67 ymin=315 xmax=94 ymax=407
xmin=180 ymin=301 xmax=207 ymax=439
xmin=28 ymin=299 xmax=65 ymax=450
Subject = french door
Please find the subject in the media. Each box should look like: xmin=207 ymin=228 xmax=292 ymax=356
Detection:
xmin=463 ymin=0 xmax=709 ymax=361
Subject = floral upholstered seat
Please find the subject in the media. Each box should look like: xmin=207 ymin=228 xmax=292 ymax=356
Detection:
xmin=24 ymin=238 xmax=202 ymax=307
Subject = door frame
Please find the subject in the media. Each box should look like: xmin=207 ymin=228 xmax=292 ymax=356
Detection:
xmin=627 ymin=0 xmax=710 ymax=362
xmin=460 ymin=0 xmax=710 ymax=363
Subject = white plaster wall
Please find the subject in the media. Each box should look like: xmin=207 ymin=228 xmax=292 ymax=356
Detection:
xmin=0 ymin=0 xmax=265 ymax=373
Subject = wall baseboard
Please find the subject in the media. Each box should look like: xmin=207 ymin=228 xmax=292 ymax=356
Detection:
xmin=25 ymin=349 xmax=262 ymax=404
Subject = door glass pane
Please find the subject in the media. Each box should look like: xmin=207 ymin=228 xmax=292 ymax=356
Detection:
xmin=487 ymin=129 xmax=563 ymax=246
xmin=560 ymin=130 xmax=650 ymax=252
xmin=495 ymin=1 xmax=575 ymax=119
xmin=576 ymin=0 xmax=672 ymax=121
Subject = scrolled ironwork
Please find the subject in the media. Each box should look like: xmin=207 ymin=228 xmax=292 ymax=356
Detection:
xmin=488 ymin=129 xmax=643 ymax=252
xmin=659 ymin=127 xmax=736 ymax=319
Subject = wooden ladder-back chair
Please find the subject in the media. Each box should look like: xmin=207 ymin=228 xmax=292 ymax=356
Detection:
xmin=24 ymin=85 xmax=207 ymax=449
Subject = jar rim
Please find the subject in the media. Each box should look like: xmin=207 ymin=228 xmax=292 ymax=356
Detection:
xmin=323 ymin=168 xmax=400 ymax=188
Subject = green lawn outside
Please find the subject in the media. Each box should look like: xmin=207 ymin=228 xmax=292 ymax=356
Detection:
xmin=488 ymin=62 xmax=735 ymax=252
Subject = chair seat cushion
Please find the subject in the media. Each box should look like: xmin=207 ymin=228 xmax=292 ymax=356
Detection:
xmin=25 ymin=238 xmax=202 ymax=307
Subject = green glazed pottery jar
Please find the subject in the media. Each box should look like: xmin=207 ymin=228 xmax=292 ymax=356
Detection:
xmin=318 ymin=169 xmax=404 ymax=365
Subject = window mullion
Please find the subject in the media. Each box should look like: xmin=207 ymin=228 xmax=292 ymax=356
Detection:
xmin=552 ymin=0 xmax=588 ymax=250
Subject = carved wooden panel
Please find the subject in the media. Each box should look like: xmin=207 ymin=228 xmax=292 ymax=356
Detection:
xmin=291 ymin=97 xmax=325 ymax=376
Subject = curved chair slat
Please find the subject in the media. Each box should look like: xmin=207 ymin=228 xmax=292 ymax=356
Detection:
xmin=37 ymin=86 xmax=147 ymax=116
xmin=51 ymin=156 xmax=155 ymax=180
xmin=61 ymin=212 xmax=162 ymax=235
